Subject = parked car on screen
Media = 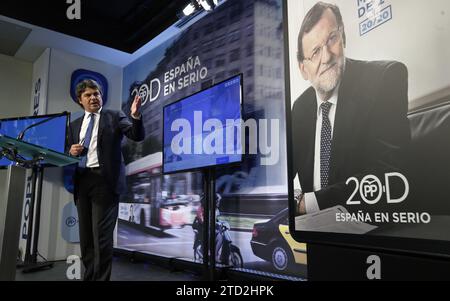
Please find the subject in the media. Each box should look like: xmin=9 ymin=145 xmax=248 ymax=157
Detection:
xmin=159 ymin=197 xmax=192 ymax=228
xmin=119 ymin=196 xmax=195 ymax=231
xmin=250 ymin=208 xmax=307 ymax=271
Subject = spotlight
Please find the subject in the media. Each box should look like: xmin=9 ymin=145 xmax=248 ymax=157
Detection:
xmin=182 ymin=3 xmax=196 ymax=16
xmin=182 ymin=0 xmax=220 ymax=16
xmin=199 ymin=0 xmax=215 ymax=11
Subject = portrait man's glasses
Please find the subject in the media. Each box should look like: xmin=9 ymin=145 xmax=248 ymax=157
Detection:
xmin=303 ymin=27 xmax=342 ymax=64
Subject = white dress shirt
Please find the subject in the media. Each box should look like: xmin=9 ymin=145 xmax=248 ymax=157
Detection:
xmin=304 ymin=87 xmax=339 ymax=214
xmin=79 ymin=108 xmax=102 ymax=168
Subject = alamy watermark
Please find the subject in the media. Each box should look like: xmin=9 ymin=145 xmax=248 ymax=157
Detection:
xmin=66 ymin=0 xmax=81 ymax=20
xmin=66 ymin=255 xmax=81 ymax=280
xmin=170 ymin=113 xmax=280 ymax=166
xmin=366 ymin=255 xmax=381 ymax=280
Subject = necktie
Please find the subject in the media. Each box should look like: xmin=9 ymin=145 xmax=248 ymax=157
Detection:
xmin=79 ymin=113 xmax=95 ymax=168
xmin=320 ymin=101 xmax=332 ymax=188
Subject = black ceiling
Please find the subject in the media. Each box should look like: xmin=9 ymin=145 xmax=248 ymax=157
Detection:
xmin=0 ymin=0 xmax=192 ymax=53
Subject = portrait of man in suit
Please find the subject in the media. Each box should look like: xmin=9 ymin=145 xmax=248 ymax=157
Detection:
xmin=291 ymin=1 xmax=411 ymax=216
xmin=67 ymin=79 xmax=145 ymax=280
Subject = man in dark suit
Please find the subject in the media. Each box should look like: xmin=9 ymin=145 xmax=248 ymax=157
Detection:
xmin=67 ymin=79 xmax=144 ymax=280
xmin=292 ymin=2 xmax=411 ymax=215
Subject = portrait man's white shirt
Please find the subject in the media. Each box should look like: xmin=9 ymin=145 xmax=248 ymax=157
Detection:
xmin=304 ymin=86 xmax=339 ymax=214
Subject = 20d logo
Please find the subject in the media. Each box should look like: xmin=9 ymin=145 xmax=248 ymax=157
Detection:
xmin=131 ymin=79 xmax=160 ymax=107
xmin=346 ymin=172 xmax=409 ymax=205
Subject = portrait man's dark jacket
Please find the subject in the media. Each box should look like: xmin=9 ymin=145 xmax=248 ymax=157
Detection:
xmin=291 ymin=58 xmax=411 ymax=210
xmin=67 ymin=109 xmax=145 ymax=201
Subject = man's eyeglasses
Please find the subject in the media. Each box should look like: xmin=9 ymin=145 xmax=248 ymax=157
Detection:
xmin=303 ymin=27 xmax=342 ymax=64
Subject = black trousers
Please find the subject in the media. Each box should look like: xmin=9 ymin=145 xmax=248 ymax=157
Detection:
xmin=76 ymin=168 xmax=118 ymax=281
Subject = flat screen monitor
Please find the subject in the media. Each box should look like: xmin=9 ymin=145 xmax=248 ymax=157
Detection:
xmin=0 ymin=113 xmax=69 ymax=167
xmin=163 ymin=74 xmax=243 ymax=174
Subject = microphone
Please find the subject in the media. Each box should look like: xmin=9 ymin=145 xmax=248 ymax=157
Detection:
xmin=17 ymin=111 xmax=68 ymax=141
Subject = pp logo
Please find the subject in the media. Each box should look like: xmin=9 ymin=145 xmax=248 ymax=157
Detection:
xmin=138 ymin=84 xmax=150 ymax=106
xmin=131 ymin=78 xmax=161 ymax=107
xmin=360 ymin=175 xmax=383 ymax=204
xmin=132 ymin=84 xmax=152 ymax=107
xmin=66 ymin=255 xmax=81 ymax=280
xmin=65 ymin=216 xmax=78 ymax=228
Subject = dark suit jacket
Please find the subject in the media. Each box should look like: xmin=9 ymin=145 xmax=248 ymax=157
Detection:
xmin=291 ymin=58 xmax=411 ymax=211
xmin=67 ymin=109 xmax=145 ymax=201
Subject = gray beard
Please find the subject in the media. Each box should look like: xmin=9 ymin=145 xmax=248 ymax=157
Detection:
xmin=314 ymin=59 xmax=345 ymax=100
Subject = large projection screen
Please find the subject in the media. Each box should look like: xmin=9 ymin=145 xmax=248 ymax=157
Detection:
xmin=285 ymin=0 xmax=450 ymax=256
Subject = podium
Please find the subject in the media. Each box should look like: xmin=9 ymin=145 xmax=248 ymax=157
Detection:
xmin=0 ymin=134 xmax=79 ymax=279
